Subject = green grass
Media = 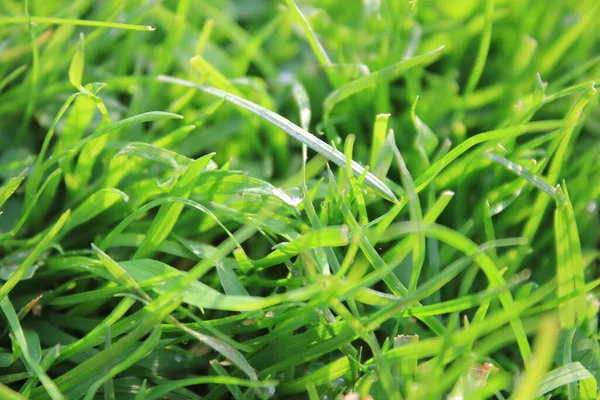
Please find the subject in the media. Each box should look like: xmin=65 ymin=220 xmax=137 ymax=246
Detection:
xmin=0 ymin=0 xmax=599 ymax=399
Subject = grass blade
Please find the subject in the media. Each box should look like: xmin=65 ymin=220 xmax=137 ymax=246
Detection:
xmin=414 ymin=120 xmax=564 ymax=193
xmin=0 ymin=298 xmax=64 ymax=400
xmin=0 ymin=169 xmax=26 ymax=209
xmin=253 ymin=226 xmax=349 ymax=270
xmin=370 ymin=113 xmax=391 ymax=169
xmin=83 ymin=328 xmax=161 ymax=400
xmin=0 ymin=65 xmax=28 ymax=93
xmin=391 ymin=142 xmax=424 ymax=293
xmin=0 ymin=383 xmax=27 ymax=400
xmin=512 ymin=317 xmax=560 ymax=400
xmin=284 ymin=0 xmax=335 ymax=85
xmin=0 ymin=210 xmax=70 ymax=302
xmin=64 ymin=188 xmax=129 ymax=233
xmin=134 ymin=154 xmax=216 ymax=259
xmin=554 ymin=184 xmax=586 ymax=328
xmin=323 ymin=46 xmax=445 ymax=117
xmin=157 ymin=75 xmax=397 ymax=202
xmin=0 ymin=16 xmax=155 ymax=31
xmin=535 ymin=362 xmax=594 ymax=398
xmin=487 ymin=153 xmax=556 ymax=197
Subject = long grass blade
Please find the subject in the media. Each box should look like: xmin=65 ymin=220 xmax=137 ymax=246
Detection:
xmin=157 ymin=75 xmax=397 ymax=202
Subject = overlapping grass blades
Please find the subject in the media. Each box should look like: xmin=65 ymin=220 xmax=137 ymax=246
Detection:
xmin=1 ymin=0 xmax=599 ymax=399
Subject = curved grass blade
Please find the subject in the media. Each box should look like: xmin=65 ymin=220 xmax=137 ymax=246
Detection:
xmin=323 ymin=46 xmax=445 ymax=117
xmin=157 ymin=75 xmax=397 ymax=202
xmin=0 ymin=383 xmax=26 ymax=400
xmin=414 ymin=120 xmax=564 ymax=192
xmin=106 ymin=141 xmax=217 ymax=188
xmin=486 ymin=153 xmax=556 ymax=197
xmin=0 ymin=298 xmax=64 ymax=400
xmin=0 ymin=169 xmax=26 ymax=209
xmin=283 ymin=0 xmax=335 ymax=84
xmin=193 ymin=171 xmax=302 ymax=209
xmin=377 ymin=222 xmax=531 ymax=360
xmin=83 ymin=328 xmax=161 ymax=400
xmin=64 ymin=188 xmax=129 ymax=233
xmin=50 ymin=111 xmax=183 ymax=165
xmin=535 ymin=362 xmax=594 ymax=397
xmin=20 ymin=344 xmax=61 ymax=397
xmin=134 ymin=154 xmax=216 ymax=259
xmin=117 ymin=259 xmax=319 ymax=311
xmin=0 ymin=169 xmax=63 ymax=244
xmin=0 ymin=65 xmax=28 ymax=93
xmin=253 ymin=226 xmax=349 ymax=270
xmin=0 ymin=210 xmax=70 ymax=302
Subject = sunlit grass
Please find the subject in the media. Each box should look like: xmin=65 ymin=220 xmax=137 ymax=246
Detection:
xmin=0 ymin=0 xmax=599 ymax=399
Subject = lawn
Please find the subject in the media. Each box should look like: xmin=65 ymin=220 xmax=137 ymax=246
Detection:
xmin=0 ymin=0 xmax=599 ymax=399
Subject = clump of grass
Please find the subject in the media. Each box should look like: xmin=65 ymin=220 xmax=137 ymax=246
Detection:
xmin=1 ymin=0 xmax=599 ymax=399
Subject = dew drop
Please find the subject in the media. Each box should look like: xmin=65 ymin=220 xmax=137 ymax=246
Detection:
xmin=586 ymin=201 xmax=597 ymax=213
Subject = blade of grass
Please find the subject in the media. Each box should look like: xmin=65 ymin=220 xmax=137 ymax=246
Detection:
xmin=0 ymin=383 xmax=27 ymax=400
xmin=134 ymin=153 xmax=216 ymax=259
xmin=20 ymin=345 xmax=61 ymax=397
xmin=0 ymin=65 xmax=28 ymax=93
xmin=369 ymin=113 xmax=391 ymax=169
xmin=486 ymin=153 xmax=556 ymax=197
xmin=63 ymin=188 xmax=129 ymax=233
xmin=323 ymin=46 xmax=445 ymax=118
xmin=554 ymin=184 xmax=586 ymax=328
xmin=284 ymin=0 xmax=336 ymax=86
xmin=0 ymin=16 xmax=155 ymax=31
xmin=157 ymin=75 xmax=397 ymax=201
xmin=510 ymin=86 xmax=596 ymax=274
xmin=0 ymin=297 xmax=63 ymax=400
xmin=414 ymin=120 xmax=564 ymax=193
xmin=0 ymin=209 xmax=70 ymax=302
xmin=0 ymin=169 xmax=26 ymax=208
xmin=535 ymin=362 xmax=595 ymax=397
xmin=391 ymin=141 xmax=424 ymax=292
xmin=83 ymin=328 xmax=161 ymax=400
xmin=512 ymin=317 xmax=560 ymax=400
xmin=253 ymin=226 xmax=348 ymax=270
